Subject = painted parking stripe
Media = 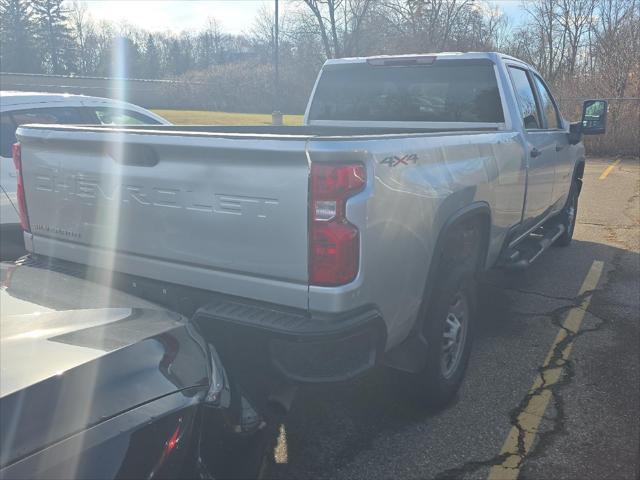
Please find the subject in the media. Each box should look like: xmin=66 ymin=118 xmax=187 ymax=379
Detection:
xmin=599 ymin=159 xmax=621 ymax=180
xmin=487 ymin=260 xmax=604 ymax=480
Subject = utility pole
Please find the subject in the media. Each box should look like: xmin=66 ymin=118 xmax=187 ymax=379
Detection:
xmin=272 ymin=0 xmax=282 ymax=125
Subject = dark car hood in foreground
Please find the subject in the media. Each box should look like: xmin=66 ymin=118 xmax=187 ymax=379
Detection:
xmin=0 ymin=263 xmax=211 ymax=469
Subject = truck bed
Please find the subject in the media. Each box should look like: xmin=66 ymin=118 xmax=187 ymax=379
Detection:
xmin=17 ymin=123 xmax=499 ymax=137
xmin=16 ymin=122 xmax=518 ymax=315
xmin=17 ymin=124 xmax=321 ymax=308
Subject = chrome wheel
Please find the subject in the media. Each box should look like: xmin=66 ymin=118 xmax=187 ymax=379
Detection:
xmin=441 ymin=292 xmax=469 ymax=379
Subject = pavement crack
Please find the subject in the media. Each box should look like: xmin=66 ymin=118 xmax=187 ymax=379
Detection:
xmin=481 ymin=282 xmax=579 ymax=302
xmin=431 ymin=453 xmax=512 ymax=479
xmin=507 ymin=295 xmax=610 ymax=325
xmin=578 ymin=222 xmax=637 ymax=229
xmin=622 ymin=189 xmax=640 ymax=226
xmin=431 ymin=283 xmax=610 ymax=480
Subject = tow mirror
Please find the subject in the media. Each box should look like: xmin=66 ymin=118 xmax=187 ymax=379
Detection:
xmin=581 ymin=99 xmax=607 ymax=135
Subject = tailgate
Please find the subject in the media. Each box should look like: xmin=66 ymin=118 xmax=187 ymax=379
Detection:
xmin=17 ymin=126 xmax=311 ymax=309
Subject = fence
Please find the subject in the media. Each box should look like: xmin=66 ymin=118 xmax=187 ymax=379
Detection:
xmin=0 ymin=72 xmax=194 ymax=109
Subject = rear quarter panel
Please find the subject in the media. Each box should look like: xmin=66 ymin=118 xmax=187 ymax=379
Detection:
xmin=308 ymin=131 xmax=526 ymax=347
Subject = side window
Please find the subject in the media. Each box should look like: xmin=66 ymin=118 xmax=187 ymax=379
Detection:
xmin=0 ymin=114 xmax=17 ymax=158
xmin=508 ymin=67 xmax=541 ymax=130
xmin=92 ymin=108 xmax=161 ymax=125
xmin=533 ymin=74 xmax=562 ymax=129
xmin=11 ymin=107 xmax=85 ymax=126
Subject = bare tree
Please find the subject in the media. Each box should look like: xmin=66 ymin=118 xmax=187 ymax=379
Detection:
xmin=381 ymin=0 xmax=478 ymax=52
xmin=300 ymin=0 xmax=374 ymax=57
xmin=69 ymin=1 xmax=96 ymax=74
xmin=197 ymin=17 xmax=229 ymax=68
xmin=32 ymin=0 xmax=75 ymax=74
xmin=594 ymin=0 xmax=638 ymax=96
xmin=557 ymin=0 xmax=597 ymax=76
xmin=523 ymin=0 xmax=567 ymax=81
xmin=300 ymin=0 xmax=333 ymax=57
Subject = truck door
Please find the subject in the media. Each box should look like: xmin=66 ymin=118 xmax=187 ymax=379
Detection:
xmin=507 ymin=66 xmax=555 ymax=231
xmin=531 ymin=73 xmax=571 ymax=214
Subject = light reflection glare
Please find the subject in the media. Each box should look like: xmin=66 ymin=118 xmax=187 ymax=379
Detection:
xmin=274 ymin=424 xmax=289 ymax=464
xmin=11 ymin=328 xmax=61 ymax=340
xmin=65 ymin=33 xmax=130 ymax=480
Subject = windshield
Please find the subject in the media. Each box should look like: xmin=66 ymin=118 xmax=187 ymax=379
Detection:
xmin=308 ymin=61 xmax=505 ymax=123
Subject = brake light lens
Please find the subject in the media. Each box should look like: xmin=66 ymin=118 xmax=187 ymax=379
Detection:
xmin=310 ymin=163 xmax=365 ymax=286
xmin=12 ymin=143 xmax=30 ymax=232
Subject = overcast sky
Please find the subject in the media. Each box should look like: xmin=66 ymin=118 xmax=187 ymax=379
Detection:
xmin=81 ymin=0 xmax=527 ymax=35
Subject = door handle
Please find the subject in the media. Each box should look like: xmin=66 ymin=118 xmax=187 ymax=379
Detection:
xmin=555 ymin=144 xmax=565 ymax=152
xmin=530 ymin=147 xmax=542 ymax=158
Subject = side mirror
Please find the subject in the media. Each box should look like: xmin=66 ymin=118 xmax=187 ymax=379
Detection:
xmin=581 ymin=99 xmax=608 ymax=135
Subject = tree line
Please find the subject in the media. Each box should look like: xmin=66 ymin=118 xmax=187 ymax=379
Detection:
xmin=1 ymin=0 xmax=638 ymax=153
xmin=0 ymin=0 xmax=253 ymax=77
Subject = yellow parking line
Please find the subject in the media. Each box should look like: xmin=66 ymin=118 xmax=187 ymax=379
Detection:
xmin=599 ymin=159 xmax=621 ymax=180
xmin=487 ymin=260 xmax=604 ymax=480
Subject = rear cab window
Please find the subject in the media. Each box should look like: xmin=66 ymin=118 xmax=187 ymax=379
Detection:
xmin=308 ymin=59 xmax=505 ymax=124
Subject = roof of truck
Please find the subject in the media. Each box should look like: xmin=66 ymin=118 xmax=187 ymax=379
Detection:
xmin=324 ymin=51 xmax=528 ymax=66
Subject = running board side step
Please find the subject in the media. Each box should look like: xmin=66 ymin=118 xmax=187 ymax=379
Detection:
xmin=499 ymin=223 xmax=565 ymax=269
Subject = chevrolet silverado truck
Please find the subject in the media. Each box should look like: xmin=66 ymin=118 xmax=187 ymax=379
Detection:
xmin=13 ymin=52 xmax=607 ymax=407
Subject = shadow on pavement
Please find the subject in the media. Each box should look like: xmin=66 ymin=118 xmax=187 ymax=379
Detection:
xmin=263 ymin=238 xmax=639 ymax=480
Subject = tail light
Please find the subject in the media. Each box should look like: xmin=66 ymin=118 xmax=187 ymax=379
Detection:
xmin=309 ymin=163 xmax=365 ymax=286
xmin=12 ymin=143 xmax=30 ymax=232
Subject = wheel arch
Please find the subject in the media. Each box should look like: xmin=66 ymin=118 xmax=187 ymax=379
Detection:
xmin=573 ymin=157 xmax=586 ymax=195
xmin=382 ymin=200 xmax=491 ymax=373
xmin=575 ymin=158 xmax=586 ymax=179
xmin=431 ymin=201 xmax=492 ymax=273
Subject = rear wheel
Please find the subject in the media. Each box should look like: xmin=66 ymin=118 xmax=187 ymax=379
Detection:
xmin=555 ymin=179 xmax=580 ymax=247
xmin=414 ymin=265 xmax=477 ymax=409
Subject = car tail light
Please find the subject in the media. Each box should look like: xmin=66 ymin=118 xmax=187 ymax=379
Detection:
xmin=310 ymin=163 xmax=365 ymax=286
xmin=12 ymin=143 xmax=30 ymax=232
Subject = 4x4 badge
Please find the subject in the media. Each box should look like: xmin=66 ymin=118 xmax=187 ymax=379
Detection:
xmin=380 ymin=154 xmax=418 ymax=167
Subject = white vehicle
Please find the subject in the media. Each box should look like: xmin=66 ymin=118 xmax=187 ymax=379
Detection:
xmin=0 ymin=92 xmax=169 ymax=257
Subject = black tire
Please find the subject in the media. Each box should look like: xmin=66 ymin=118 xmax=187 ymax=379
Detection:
xmin=414 ymin=265 xmax=477 ymax=409
xmin=555 ymin=179 xmax=580 ymax=247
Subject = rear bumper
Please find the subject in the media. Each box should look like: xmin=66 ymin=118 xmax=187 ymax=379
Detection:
xmin=194 ymin=298 xmax=386 ymax=383
xmin=15 ymin=254 xmax=387 ymax=384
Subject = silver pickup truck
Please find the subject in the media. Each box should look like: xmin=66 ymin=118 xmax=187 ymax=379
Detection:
xmin=14 ymin=52 xmax=607 ymax=407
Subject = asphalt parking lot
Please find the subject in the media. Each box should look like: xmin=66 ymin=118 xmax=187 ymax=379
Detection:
xmin=264 ymin=157 xmax=640 ymax=480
